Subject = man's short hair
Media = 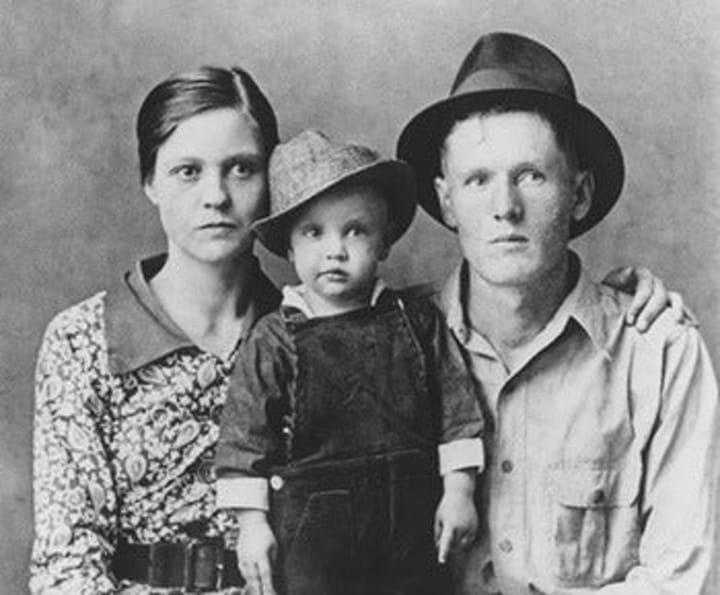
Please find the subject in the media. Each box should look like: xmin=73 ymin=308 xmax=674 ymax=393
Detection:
xmin=437 ymin=103 xmax=582 ymax=177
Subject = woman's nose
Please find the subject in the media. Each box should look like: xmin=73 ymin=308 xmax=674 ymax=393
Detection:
xmin=492 ymin=180 xmax=523 ymax=222
xmin=202 ymin=173 xmax=231 ymax=208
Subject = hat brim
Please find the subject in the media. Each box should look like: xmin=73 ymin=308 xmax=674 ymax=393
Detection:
xmin=396 ymin=89 xmax=624 ymax=238
xmin=253 ymin=159 xmax=417 ymax=257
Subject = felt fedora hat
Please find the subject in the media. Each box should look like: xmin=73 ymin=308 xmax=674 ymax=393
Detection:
xmin=253 ymin=129 xmax=417 ymax=256
xmin=396 ymin=31 xmax=624 ymax=238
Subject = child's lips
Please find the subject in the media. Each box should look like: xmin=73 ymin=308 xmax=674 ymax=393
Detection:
xmin=318 ymin=269 xmax=349 ymax=280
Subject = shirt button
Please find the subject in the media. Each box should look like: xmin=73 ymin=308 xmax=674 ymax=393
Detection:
xmin=269 ymin=475 xmax=284 ymax=491
xmin=500 ymin=460 xmax=514 ymax=473
xmin=498 ymin=539 xmax=513 ymax=553
xmin=591 ymin=488 xmax=605 ymax=505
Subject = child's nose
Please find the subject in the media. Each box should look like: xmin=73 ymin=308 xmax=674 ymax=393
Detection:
xmin=324 ymin=235 xmax=348 ymax=261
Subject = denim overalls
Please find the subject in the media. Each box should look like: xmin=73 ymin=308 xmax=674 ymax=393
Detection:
xmin=269 ymin=293 xmax=452 ymax=595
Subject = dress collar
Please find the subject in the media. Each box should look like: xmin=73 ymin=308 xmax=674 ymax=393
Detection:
xmin=104 ymin=254 xmax=280 ymax=374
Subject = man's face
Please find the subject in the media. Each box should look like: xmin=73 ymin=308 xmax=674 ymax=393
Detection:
xmin=435 ymin=111 xmax=593 ymax=288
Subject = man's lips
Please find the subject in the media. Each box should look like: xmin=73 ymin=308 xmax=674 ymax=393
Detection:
xmin=491 ymin=234 xmax=528 ymax=244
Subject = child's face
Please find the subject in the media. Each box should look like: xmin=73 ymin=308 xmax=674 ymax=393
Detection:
xmin=288 ymin=183 xmax=390 ymax=314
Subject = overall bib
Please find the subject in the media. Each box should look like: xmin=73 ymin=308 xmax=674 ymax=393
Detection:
xmin=269 ymin=295 xmax=451 ymax=595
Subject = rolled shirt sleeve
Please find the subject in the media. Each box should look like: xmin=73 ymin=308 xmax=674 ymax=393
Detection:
xmin=215 ymin=313 xmax=294 ymax=508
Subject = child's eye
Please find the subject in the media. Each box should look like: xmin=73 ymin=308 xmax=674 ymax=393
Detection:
xmin=302 ymin=225 xmax=321 ymax=238
xmin=347 ymin=225 xmax=367 ymax=237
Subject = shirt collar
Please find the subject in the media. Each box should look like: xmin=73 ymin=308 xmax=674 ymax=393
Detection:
xmin=281 ymin=278 xmax=388 ymax=319
xmin=439 ymin=252 xmax=615 ymax=359
xmin=104 ymin=254 xmax=280 ymax=374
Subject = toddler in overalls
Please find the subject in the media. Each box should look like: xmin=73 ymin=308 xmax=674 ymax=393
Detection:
xmin=215 ymin=130 xmax=486 ymax=595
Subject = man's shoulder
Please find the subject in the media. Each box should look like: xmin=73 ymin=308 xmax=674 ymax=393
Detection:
xmin=592 ymin=280 xmax=699 ymax=348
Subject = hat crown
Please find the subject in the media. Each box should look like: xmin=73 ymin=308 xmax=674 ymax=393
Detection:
xmin=451 ymin=32 xmax=576 ymax=101
xmin=268 ymin=129 xmax=382 ymax=217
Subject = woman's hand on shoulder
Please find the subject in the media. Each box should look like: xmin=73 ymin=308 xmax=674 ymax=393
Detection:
xmin=602 ymin=266 xmax=685 ymax=332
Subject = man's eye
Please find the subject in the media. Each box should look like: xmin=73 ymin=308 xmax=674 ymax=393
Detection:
xmin=465 ymin=174 xmax=487 ymax=187
xmin=518 ymin=169 xmax=545 ymax=185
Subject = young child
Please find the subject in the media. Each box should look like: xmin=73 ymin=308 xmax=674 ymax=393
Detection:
xmin=215 ymin=130 xmax=485 ymax=595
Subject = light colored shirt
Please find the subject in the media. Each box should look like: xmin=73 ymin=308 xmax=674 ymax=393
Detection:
xmin=437 ymin=256 xmax=718 ymax=595
xmin=216 ymin=279 xmax=485 ymax=510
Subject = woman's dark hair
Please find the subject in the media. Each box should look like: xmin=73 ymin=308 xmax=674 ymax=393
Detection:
xmin=136 ymin=66 xmax=279 ymax=184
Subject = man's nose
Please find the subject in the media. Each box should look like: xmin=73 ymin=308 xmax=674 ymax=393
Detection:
xmin=202 ymin=172 xmax=231 ymax=208
xmin=492 ymin=180 xmax=523 ymax=222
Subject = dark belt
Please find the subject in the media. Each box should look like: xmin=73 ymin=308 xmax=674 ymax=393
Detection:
xmin=112 ymin=538 xmax=244 ymax=592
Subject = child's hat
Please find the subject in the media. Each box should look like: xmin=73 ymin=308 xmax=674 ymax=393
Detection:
xmin=253 ymin=130 xmax=417 ymax=256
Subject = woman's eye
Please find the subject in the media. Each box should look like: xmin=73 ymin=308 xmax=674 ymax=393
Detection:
xmin=172 ymin=165 xmax=199 ymax=181
xmin=229 ymin=162 xmax=254 ymax=179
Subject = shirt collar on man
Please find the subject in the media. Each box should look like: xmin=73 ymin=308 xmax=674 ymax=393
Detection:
xmin=281 ymin=278 xmax=388 ymax=319
xmin=439 ymin=252 xmax=615 ymax=362
xmin=104 ymin=254 xmax=279 ymax=374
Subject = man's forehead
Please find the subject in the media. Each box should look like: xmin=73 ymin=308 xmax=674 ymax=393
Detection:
xmin=443 ymin=111 xmax=561 ymax=165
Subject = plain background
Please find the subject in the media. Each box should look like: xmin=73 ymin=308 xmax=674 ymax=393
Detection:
xmin=1 ymin=1 xmax=718 ymax=592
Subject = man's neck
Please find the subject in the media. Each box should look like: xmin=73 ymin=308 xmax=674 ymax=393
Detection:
xmin=464 ymin=254 xmax=573 ymax=369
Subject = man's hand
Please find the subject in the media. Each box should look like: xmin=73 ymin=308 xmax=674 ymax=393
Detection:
xmin=602 ymin=266 xmax=684 ymax=332
xmin=234 ymin=510 xmax=277 ymax=595
xmin=434 ymin=470 xmax=478 ymax=564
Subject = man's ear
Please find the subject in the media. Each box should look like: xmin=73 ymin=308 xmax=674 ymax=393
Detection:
xmin=434 ymin=175 xmax=458 ymax=229
xmin=571 ymin=170 xmax=595 ymax=223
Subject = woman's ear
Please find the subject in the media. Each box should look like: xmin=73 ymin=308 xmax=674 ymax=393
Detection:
xmin=143 ymin=181 xmax=159 ymax=206
xmin=571 ymin=170 xmax=595 ymax=223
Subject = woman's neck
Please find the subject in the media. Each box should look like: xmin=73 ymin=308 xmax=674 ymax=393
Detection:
xmin=150 ymin=248 xmax=256 ymax=357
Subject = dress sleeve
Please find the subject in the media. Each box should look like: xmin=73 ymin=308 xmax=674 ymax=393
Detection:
xmin=30 ymin=305 xmax=119 ymax=595
xmin=595 ymin=324 xmax=719 ymax=595
xmin=215 ymin=313 xmax=295 ymax=508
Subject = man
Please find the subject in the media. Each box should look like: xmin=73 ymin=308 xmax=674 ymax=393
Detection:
xmin=397 ymin=32 xmax=718 ymax=594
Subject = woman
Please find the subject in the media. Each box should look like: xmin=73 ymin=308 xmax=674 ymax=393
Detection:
xmin=30 ymin=65 xmax=678 ymax=595
xmin=30 ymin=66 xmax=280 ymax=594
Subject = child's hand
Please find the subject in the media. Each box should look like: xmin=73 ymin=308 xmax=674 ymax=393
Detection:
xmin=434 ymin=471 xmax=478 ymax=564
xmin=234 ymin=510 xmax=278 ymax=595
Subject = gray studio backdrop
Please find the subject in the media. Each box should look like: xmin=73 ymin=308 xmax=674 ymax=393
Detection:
xmin=1 ymin=1 xmax=718 ymax=592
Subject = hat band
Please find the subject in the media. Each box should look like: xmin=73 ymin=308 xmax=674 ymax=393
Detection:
xmin=452 ymin=68 xmax=573 ymax=100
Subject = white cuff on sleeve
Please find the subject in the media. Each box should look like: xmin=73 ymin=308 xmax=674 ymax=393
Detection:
xmin=216 ymin=477 xmax=270 ymax=511
xmin=438 ymin=438 xmax=485 ymax=476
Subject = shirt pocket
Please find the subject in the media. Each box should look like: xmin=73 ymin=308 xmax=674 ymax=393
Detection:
xmin=546 ymin=460 xmax=641 ymax=587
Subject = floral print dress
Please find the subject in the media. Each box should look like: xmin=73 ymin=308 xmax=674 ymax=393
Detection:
xmin=30 ymin=256 xmax=279 ymax=594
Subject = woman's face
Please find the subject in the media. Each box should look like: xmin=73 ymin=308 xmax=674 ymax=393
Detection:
xmin=144 ymin=108 xmax=268 ymax=267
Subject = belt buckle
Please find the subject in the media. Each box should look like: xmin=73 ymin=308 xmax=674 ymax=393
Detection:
xmin=184 ymin=537 xmax=224 ymax=592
